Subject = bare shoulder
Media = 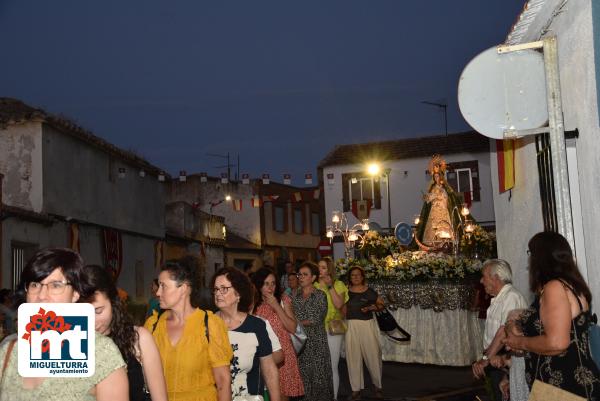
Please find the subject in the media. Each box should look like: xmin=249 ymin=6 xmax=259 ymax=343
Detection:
xmin=135 ymin=325 xmax=154 ymax=345
xmin=541 ymin=280 xmax=565 ymax=295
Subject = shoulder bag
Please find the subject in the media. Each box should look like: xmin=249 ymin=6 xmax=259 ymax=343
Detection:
xmin=375 ymin=308 xmax=411 ymax=342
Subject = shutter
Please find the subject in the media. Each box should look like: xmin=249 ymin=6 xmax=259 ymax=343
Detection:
xmin=373 ymin=177 xmax=381 ymax=209
xmin=341 ymin=173 xmax=351 ymax=212
xmin=471 ymin=161 xmax=481 ymax=201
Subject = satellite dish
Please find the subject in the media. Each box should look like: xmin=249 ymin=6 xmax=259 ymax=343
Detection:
xmin=458 ymin=46 xmax=548 ymax=139
xmin=394 ymin=223 xmax=413 ymax=246
xmin=368 ymin=222 xmax=384 ymax=233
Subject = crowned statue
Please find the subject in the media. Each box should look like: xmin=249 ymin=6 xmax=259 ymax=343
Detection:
xmin=415 ymin=155 xmax=466 ymax=250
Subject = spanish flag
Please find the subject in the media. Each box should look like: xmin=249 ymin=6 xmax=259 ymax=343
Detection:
xmin=496 ymin=139 xmax=515 ymax=193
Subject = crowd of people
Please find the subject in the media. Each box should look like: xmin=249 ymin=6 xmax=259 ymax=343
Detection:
xmin=0 ymin=230 xmax=598 ymax=401
xmin=0 ymin=251 xmax=385 ymax=401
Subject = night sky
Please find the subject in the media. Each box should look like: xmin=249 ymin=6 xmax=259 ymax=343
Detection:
xmin=0 ymin=1 xmax=525 ymax=182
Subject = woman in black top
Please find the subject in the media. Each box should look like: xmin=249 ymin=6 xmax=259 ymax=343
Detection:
xmin=344 ymin=266 xmax=385 ymax=400
xmin=503 ymin=232 xmax=599 ymax=400
xmin=83 ymin=265 xmax=168 ymax=401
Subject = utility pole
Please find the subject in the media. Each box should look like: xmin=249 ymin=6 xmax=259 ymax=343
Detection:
xmin=207 ymin=152 xmax=238 ymax=181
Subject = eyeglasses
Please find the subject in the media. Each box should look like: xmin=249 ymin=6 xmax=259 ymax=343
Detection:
xmin=212 ymin=286 xmax=233 ymax=295
xmin=27 ymin=281 xmax=72 ymax=295
xmin=296 ymin=272 xmax=310 ymax=277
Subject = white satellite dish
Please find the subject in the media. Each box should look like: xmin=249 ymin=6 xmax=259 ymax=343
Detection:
xmin=458 ymin=46 xmax=548 ymax=139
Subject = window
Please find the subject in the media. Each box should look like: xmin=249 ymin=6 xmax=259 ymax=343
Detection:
xmin=273 ymin=205 xmax=287 ymax=232
xmin=293 ymin=208 xmax=304 ymax=234
xmin=11 ymin=242 xmax=37 ymax=290
xmin=311 ymin=212 xmax=320 ymax=236
xmin=446 ymin=161 xmax=480 ymax=201
xmin=341 ymin=173 xmax=381 ymax=212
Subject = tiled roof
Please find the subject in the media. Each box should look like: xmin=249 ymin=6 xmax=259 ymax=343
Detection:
xmin=0 ymin=97 xmax=166 ymax=176
xmin=225 ymin=232 xmax=262 ymax=251
xmin=318 ymin=131 xmax=490 ymax=168
xmin=1 ymin=204 xmax=53 ymax=224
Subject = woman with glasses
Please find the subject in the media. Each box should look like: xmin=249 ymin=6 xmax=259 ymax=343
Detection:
xmin=144 ymin=259 xmax=233 ymax=401
xmin=503 ymin=232 xmax=599 ymax=399
xmin=82 ymin=265 xmax=168 ymax=401
xmin=252 ymin=267 xmax=304 ymax=400
xmin=0 ymin=248 xmax=128 ymax=401
xmin=212 ymin=267 xmax=281 ymax=401
xmin=292 ymin=262 xmax=333 ymax=401
xmin=314 ymin=257 xmax=348 ymax=401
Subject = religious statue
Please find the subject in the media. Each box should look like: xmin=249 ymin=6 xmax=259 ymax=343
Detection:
xmin=415 ymin=155 xmax=464 ymax=249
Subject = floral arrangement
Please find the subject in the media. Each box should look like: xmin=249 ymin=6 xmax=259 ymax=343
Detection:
xmin=336 ymin=251 xmax=483 ymax=281
xmin=459 ymin=225 xmax=496 ymax=258
xmin=360 ymin=231 xmax=401 ymax=258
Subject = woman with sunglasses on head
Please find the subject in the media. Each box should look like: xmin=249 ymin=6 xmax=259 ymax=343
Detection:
xmin=83 ymin=265 xmax=167 ymax=401
xmin=212 ymin=267 xmax=281 ymax=401
xmin=252 ymin=267 xmax=304 ymax=400
xmin=292 ymin=262 xmax=333 ymax=401
xmin=0 ymin=248 xmax=128 ymax=401
xmin=503 ymin=232 xmax=599 ymax=399
xmin=144 ymin=259 xmax=233 ymax=401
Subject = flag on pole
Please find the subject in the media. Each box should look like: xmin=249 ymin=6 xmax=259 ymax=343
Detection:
xmin=241 ymin=173 xmax=250 ymax=185
xmin=305 ymin=173 xmax=313 ymax=185
xmin=283 ymin=174 xmax=291 ymax=185
xmin=496 ymin=139 xmax=515 ymax=193
xmin=232 ymin=199 xmax=242 ymax=211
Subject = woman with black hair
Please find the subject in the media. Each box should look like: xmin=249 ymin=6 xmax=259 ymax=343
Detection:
xmin=212 ymin=267 xmax=281 ymax=401
xmin=504 ymin=231 xmax=599 ymax=399
xmin=144 ymin=259 xmax=233 ymax=401
xmin=252 ymin=267 xmax=304 ymax=400
xmin=83 ymin=265 xmax=167 ymax=401
xmin=0 ymin=248 xmax=128 ymax=401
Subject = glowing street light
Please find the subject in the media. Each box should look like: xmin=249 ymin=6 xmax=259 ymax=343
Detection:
xmin=367 ymin=162 xmax=381 ymax=176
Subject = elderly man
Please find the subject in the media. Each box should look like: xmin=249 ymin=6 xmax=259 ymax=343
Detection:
xmin=472 ymin=259 xmax=527 ymax=400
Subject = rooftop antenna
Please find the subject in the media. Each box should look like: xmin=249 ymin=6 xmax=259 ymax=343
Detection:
xmin=206 ymin=152 xmax=238 ymax=181
xmin=421 ymin=99 xmax=448 ymax=136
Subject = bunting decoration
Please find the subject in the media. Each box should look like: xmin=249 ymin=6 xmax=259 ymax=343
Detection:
xmin=241 ymin=173 xmax=250 ymax=185
xmin=351 ymin=199 xmax=372 ymax=220
xmin=200 ymin=172 xmax=208 ymax=183
xmin=496 ymin=139 xmax=515 ymax=193
xmin=220 ymin=173 xmax=229 ymax=184
xmin=305 ymin=173 xmax=313 ymax=185
xmin=464 ymin=191 xmax=472 ymax=208
xmin=179 ymin=170 xmax=187 ymax=182
xmin=313 ymin=188 xmax=321 ymax=200
xmin=118 ymin=167 xmax=126 ymax=179
xmin=292 ymin=192 xmax=303 ymax=202
xmin=154 ymin=240 xmax=164 ymax=270
xmin=232 ymin=199 xmax=243 ymax=211
xmin=103 ymin=229 xmax=123 ymax=281
xmin=262 ymin=174 xmax=270 ymax=185
xmin=69 ymin=223 xmax=80 ymax=253
xmin=158 ymin=172 xmax=166 ymax=182
xmin=251 ymin=195 xmax=263 ymax=208
xmin=263 ymin=195 xmax=279 ymax=202
xmin=283 ymin=174 xmax=291 ymax=185
xmin=327 ymin=173 xmax=335 ymax=185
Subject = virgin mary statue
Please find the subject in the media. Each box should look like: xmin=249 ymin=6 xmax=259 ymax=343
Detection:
xmin=415 ymin=155 xmax=464 ymax=248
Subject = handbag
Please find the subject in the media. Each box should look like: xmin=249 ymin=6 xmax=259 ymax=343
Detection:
xmin=327 ymin=319 xmax=347 ymax=335
xmin=290 ymin=323 xmax=307 ymax=354
xmin=374 ymin=308 xmax=411 ymax=342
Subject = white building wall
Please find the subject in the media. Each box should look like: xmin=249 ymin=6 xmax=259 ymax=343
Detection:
xmin=322 ymin=151 xmax=494 ymax=260
xmin=0 ymin=122 xmax=43 ymax=212
xmin=493 ymin=0 xmax=599 ymax=309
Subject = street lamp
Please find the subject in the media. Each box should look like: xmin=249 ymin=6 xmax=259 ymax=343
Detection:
xmin=367 ymin=163 xmax=392 ymax=232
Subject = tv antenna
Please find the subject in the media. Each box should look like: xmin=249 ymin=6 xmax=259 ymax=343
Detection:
xmin=206 ymin=152 xmax=239 ymax=181
xmin=421 ymin=99 xmax=448 ymax=136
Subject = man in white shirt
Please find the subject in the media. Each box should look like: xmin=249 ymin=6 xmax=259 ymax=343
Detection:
xmin=472 ymin=259 xmax=528 ymax=400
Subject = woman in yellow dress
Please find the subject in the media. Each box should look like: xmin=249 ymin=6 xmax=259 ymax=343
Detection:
xmin=145 ymin=259 xmax=233 ymax=401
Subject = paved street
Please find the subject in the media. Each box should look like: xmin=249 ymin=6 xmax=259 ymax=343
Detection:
xmin=337 ymin=359 xmax=487 ymax=401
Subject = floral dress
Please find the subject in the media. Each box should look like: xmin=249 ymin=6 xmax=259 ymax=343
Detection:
xmin=519 ymin=286 xmax=600 ymax=400
xmin=292 ymin=289 xmax=333 ymax=401
xmin=255 ymin=295 xmax=304 ymax=397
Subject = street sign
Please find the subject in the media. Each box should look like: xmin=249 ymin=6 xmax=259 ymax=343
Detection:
xmin=317 ymin=239 xmax=332 ymax=257
xmin=394 ymin=223 xmax=413 ymax=246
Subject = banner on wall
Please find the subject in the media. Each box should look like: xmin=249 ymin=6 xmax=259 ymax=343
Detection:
xmin=103 ymin=229 xmax=123 ymax=280
xmin=69 ymin=223 xmax=80 ymax=253
xmin=154 ymin=240 xmax=164 ymax=271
